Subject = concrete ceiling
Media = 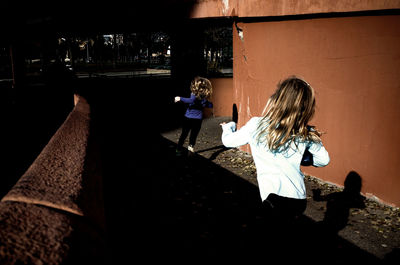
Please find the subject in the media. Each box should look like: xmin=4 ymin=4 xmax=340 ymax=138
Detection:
xmin=3 ymin=0 xmax=199 ymax=35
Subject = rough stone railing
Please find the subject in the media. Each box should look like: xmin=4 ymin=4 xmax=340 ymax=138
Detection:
xmin=0 ymin=95 xmax=106 ymax=265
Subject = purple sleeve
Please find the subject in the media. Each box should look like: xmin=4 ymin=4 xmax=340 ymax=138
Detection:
xmin=180 ymin=93 xmax=196 ymax=104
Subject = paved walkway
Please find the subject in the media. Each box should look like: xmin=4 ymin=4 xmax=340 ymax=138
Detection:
xmin=160 ymin=116 xmax=400 ymax=264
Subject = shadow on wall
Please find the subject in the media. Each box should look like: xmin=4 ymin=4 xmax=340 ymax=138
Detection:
xmin=232 ymin=103 xmax=238 ymax=123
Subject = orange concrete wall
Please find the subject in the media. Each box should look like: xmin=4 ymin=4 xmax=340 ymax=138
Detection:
xmin=233 ymin=15 xmax=400 ymax=207
xmin=190 ymin=0 xmax=400 ymax=18
xmin=209 ymin=77 xmax=233 ymax=117
xmin=236 ymin=0 xmax=400 ymax=17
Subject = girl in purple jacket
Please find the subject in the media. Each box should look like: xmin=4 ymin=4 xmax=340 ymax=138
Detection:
xmin=174 ymin=76 xmax=213 ymax=155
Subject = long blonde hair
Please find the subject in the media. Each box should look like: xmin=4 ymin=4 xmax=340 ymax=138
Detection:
xmin=190 ymin=76 xmax=213 ymax=100
xmin=257 ymin=76 xmax=322 ymax=152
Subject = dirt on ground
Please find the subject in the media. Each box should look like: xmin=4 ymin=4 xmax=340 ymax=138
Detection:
xmin=162 ymin=116 xmax=400 ymax=263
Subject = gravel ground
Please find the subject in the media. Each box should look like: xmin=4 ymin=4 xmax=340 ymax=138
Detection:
xmin=162 ymin=116 xmax=400 ymax=263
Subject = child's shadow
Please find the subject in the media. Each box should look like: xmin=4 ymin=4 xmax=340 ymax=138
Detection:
xmin=312 ymin=171 xmax=366 ymax=234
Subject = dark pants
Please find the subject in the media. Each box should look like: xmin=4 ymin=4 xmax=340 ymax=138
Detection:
xmin=258 ymin=194 xmax=308 ymax=262
xmin=263 ymin=193 xmax=307 ymax=223
xmin=177 ymin=117 xmax=202 ymax=148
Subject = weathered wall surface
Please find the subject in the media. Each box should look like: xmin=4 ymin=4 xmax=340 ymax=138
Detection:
xmin=209 ymin=77 xmax=233 ymax=117
xmin=190 ymin=0 xmax=400 ymax=18
xmin=237 ymin=0 xmax=400 ymax=17
xmin=233 ymin=15 xmax=400 ymax=206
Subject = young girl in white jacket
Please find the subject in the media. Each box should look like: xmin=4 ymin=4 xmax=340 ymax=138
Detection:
xmin=221 ymin=76 xmax=330 ymax=222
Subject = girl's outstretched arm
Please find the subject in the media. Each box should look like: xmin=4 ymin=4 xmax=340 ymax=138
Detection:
xmin=221 ymin=118 xmax=258 ymax=148
xmin=178 ymin=93 xmax=196 ymax=104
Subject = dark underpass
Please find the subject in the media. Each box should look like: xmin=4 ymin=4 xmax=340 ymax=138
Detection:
xmin=1 ymin=76 xmax=394 ymax=264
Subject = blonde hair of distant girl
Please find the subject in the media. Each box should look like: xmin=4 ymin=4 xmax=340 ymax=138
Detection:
xmin=257 ymin=76 xmax=322 ymax=151
xmin=190 ymin=76 xmax=213 ymax=100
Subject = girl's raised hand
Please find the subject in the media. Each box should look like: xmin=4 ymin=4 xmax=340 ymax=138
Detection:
xmin=174 ymin=96 xmax=181 ymax=103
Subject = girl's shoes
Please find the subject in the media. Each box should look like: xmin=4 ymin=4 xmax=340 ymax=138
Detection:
xmin=175 ymin=146 xmax=194 ymax=157
xmin=188 ymin=145 xmax=194 ymax=153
